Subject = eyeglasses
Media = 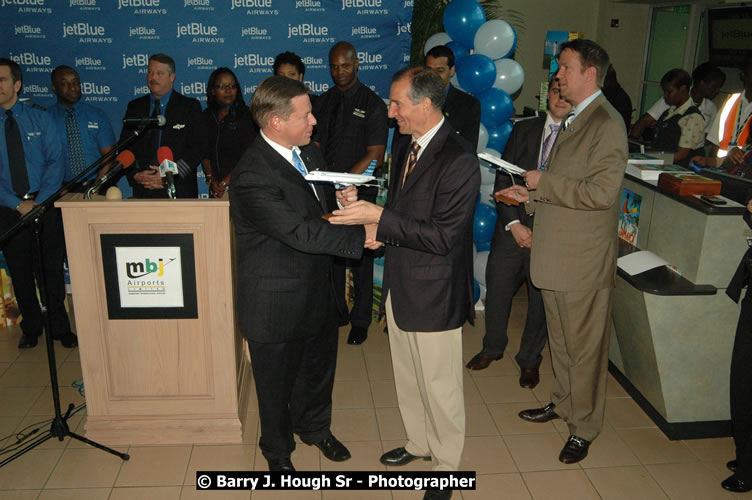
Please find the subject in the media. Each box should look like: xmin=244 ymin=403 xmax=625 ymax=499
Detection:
xmin=215 ymin=84 xmax=238 ymax=90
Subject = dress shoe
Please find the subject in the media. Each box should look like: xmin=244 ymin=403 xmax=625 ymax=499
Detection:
xmin=308 ymin=435 xmax=351 ymax=462
xmin=55 ymin=332 xmax=78 ymax=348
xmin=465 ymin=352 xmax=501 ymax=370
xmin=728 ymin=459 xmax=738 ymax=472
xmin=347 ymin=326 xmax=368 ymax=345
xmin=559 ymin=435 xmax=590 ymax=464
xmin=17 ymin=334 xmax=39 ymax=349
xmin=518 ymin=367 xmax=540 ymax=389
xmin=519 ymin=402 xmax=560 ymax=423
xmin=424 ymin=489 xmax=452 ymax=499
xmin=722 ymin=474 xmax=752 ymax=493
xmin=380 ymin=447 xmax=430 ymax=466
xmin=266 ymin=457 xmax=295 ymax=471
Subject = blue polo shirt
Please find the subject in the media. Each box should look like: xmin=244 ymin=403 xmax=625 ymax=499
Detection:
xmin=0 ymin=99 xmax=64 ymax=211
xmin=48 ymin=100 xmax=116 ymax=181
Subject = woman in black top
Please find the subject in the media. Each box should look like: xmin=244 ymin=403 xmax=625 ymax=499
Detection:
xmin=202 ymin=67 xmax=258 ymax=198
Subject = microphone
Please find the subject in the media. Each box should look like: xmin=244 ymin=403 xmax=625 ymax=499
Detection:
xmin=122 ymin=115 xmax=166 ymax=128
xmin=84 ymin=150 xmax=136 ymax=199
xmin=157 ymin=146 xmax=178 ymax=199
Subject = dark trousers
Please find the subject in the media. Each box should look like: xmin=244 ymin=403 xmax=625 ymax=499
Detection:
xmin=247 ymin=300 xmax=339 ymax=461
xmin=483 ymin=221 xmax=547 ymax=369
xmin=333 ymin=188 xmax=376 ymax=329
xmin=0 ymin=206 xmax=71 ymax=339
xmin=731 ymin=294 xmax=752 ymax=481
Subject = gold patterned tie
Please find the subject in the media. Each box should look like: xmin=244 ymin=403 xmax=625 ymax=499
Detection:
xmin=401 ymin=141 xmax=420 ymax=189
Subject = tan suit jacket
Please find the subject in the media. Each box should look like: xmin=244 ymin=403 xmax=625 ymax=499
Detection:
xmin=530 ymin=94 xmax=627 ymax=292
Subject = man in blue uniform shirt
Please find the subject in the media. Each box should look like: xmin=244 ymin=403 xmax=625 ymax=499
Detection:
xmin=48 ymin=65 xmax=115 ymax=186
xmin=0 ymin=58 xmax=77 ymax=349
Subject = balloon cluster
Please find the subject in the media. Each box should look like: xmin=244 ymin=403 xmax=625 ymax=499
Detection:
xmin=424 ymin=0 xmax=523 ymax=304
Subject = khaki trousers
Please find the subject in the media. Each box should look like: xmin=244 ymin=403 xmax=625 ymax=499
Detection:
xmin=541 ymin=288 xmax=613 ymax=442
xmin=385 ymin=294 xmax=465 ymax=471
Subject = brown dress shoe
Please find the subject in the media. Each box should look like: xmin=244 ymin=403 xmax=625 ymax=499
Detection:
xmin=559 ymin=435 xmax=590 ymax=463
xmin=519 ymin=367 xmax=540 ymax=388
xmin=465 ymin=352 xmax=502 ymax=370
xmin=518 ymin=402 xmax=560 ymax=423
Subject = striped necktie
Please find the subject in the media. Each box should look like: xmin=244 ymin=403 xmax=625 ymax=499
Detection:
xmin=562 ymin=111 xmax=575 ymax=131
xmin=538 ymin=123 xmax=560 ymax=170
xmin=65 ymin=108 xmax=86 ymax=176
xmin=401 ymin=141 xmax=420 ymax=189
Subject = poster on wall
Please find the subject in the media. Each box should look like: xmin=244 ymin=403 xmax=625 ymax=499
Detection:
xmin=100 ymin=233 xmax=197 ymax=319
xmin=618 ymin=188 xmax=642 ymax=246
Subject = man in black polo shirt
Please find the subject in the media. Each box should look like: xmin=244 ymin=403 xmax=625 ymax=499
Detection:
xmin=313 ymin=41 xmax=388 ymax=345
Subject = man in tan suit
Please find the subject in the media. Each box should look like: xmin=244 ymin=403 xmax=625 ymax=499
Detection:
xmin=498 ymin=39 xmax=627 ymax=464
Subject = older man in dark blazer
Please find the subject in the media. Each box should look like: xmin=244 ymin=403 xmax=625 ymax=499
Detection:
xmin=499 ymin=39 xmax=627 ymax=464
xmin=120 ymin=53 xmax=206 ymax=198
xmin=331 ymin=67 xmax=479 ymax=500
xmin=230 ymin=76 xmax=367 ymax=472
xmin=467 ymin=79 xmax=572 ymax=390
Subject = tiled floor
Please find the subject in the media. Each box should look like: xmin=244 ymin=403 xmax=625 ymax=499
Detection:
xmin=0 ymin=293 xmax=748 ymax=499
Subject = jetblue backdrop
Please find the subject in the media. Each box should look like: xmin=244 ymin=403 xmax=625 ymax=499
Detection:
xmin=4 ymin=0 xmax=413 ymax=193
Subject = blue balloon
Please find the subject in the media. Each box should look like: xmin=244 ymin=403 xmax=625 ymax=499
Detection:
xmin=476 ymin=88 xmax=514 ymax=128
xmin=446 ymin=41 xmax=469 ymax=65
xmin=475 ymin=240 xmax=491 ymax=252
xmin=456 ymin=54 xmax=496 ymax=94
xmin=473 ymin=280 xmax=480 ymax=303
xmin=473 ymin=201 xmax=497 ymax=243
xmin=487 ymin=121 xmax=513 ymax=153
xmin=443 ymin=0 xmax=486 ymax=49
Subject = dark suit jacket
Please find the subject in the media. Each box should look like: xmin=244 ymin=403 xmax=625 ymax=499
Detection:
xmin=120 ymin=91 xmax=206 ymax=198
xmin=378 ymin=120 xmax=480 ymax=332
xmin=230 ymin=135 xmax=365 ymax=343
xmin=494 ymin=115 xmax=546 ymax=227
xmin=443 ymin=85 xmax=481 ymax=152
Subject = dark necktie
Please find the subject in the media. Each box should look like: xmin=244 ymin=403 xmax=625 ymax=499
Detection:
xmin=401 ymin=141 xmax=420 ymax=189
xmin=324 ymin=92 xmax=342 ymax=168
xmin=65 ymin=108 xmax=86 ymax=176
xmin=538 ymin=123 xmax=560 ymax=170
xmin=144 ymin=98 xmax=161 ymax=162
xmin=5 ymin=109 xmax=30 ymax=196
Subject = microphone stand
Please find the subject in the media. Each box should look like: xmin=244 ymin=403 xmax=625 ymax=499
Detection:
xmin=0 ymin=127 xmax=148 ymax=467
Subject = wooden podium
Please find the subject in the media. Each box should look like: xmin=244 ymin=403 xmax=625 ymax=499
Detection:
xmin=56 ymin=196 xmax=250 ymax=445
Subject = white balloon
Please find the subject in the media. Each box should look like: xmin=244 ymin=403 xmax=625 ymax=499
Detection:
xmin=474 ymin=20 xmax=516 ymax=60
xmin=477 ymin=123 xmax=489 ymax=152
xmin=493 ymin=58 xmax=525 ymax=95
xmin=474 ymin=250 xmax=490 ymax=286
xmin=450 ymin=74 xmax=466 ymax=92
xmin=424 ymin=32 xmax=453 ymax=55
xmin=479 ymin=183 xmax=495 ymax=205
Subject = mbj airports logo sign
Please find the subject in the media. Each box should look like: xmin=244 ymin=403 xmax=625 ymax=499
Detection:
xmin=116 ymin=247 xmax=184 ymax=308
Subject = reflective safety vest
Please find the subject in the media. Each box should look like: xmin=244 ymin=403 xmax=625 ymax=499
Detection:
xmin=716 ymin=93 xmax=752 ymax=158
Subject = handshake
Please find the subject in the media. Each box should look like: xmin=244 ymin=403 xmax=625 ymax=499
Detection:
xmin=332 ymin=185 xmax=383 ymax=250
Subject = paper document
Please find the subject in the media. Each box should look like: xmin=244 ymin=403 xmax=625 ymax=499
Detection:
xmin=478 ymin=153 xmax=526 ymax=176
xmin=617 ymin=250 xmax=671 ymax=276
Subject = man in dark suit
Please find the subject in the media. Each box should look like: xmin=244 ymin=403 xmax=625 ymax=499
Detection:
xmin=466 ymin=79 xmax=572 ymax=391
xmin=230 ymin=76 xmax=368 ymax=472
xmin=499 ymin=39 xmax=627 ymax=464
xmin=425 ymin=45 xmax=481 ymax=151
xmin=331 ymin=68 xmax=479 ymax=500
xmin=120 ymin=53 xmax=205 ymax=198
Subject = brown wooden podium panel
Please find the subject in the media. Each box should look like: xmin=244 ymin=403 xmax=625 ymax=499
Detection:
xmin=56 ymin=197 xmax=250 ymax=445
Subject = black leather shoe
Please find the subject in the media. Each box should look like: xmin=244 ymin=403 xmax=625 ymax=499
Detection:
xmin=266 ymin=457 xmax=295 ymax=471
xmin=519 ymin=367 xmax=540 ymax=389
xmin=559 ymin=435 xmax=590 ymax=464
xmin=347 ymin=326 xmax=368 ymax=345
xmin=424 ymin=489 xmax=452 ymax=499
xmin=728 ymin=459 xmax=737 ymax=472
xmin=519 ymin=403 xmax=560 ymax=423
xmin=17 ymin=334 xmax=39 ymax=349
xmin=309 ymin=435 xmax=351 ymax=462
xmin=722 ymin=475 xmax=751 ymax=493
xmin=380 ymin=447 xmax=431 ymax=466
xmin=55 ymin=332 xmax=78 ymax=348
xmin=465 ymin=352 xmax=502 ymax=370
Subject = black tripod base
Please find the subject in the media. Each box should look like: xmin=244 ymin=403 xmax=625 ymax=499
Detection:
xmin=0 ymin=403 xmax=129 ymax=467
